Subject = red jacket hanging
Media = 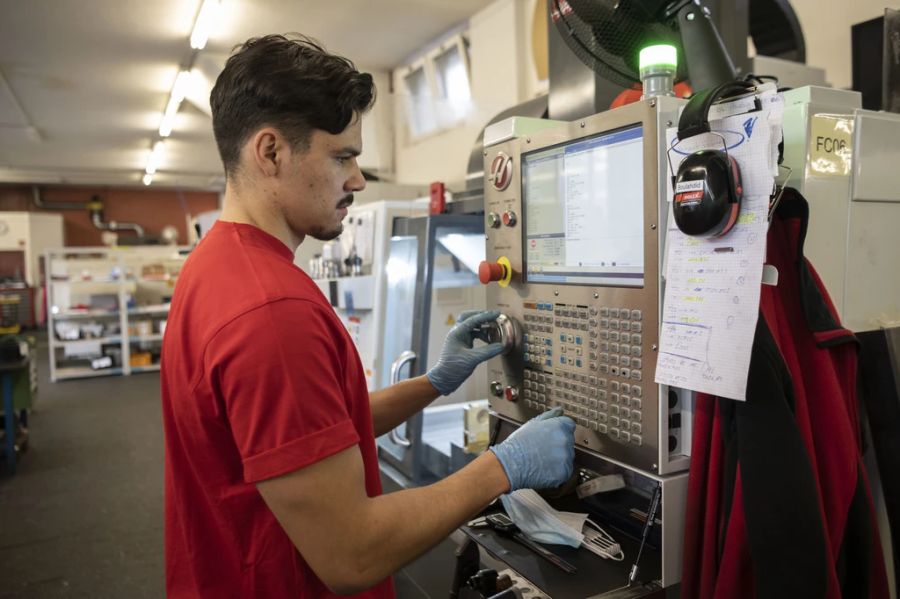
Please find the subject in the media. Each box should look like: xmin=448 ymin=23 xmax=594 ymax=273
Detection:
xmin=680 ymin=189 xmax=890 ymax=599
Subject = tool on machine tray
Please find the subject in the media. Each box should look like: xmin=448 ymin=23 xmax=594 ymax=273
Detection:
xmin=470 ymin=513 xmax=578 ymax=574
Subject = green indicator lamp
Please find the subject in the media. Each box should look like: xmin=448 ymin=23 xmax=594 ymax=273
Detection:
xmin=639 ymin=44 xmax=677 ymax=99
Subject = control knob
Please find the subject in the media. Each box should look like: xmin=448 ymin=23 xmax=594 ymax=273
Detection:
xmin=479 ymin=313 xmax=520 ymax=356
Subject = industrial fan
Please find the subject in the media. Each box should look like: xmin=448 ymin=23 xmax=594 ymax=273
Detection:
xmin=550 ymin=0 xmax=738 ymax=92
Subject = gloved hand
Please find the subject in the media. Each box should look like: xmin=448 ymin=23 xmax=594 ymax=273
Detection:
xmin=426 ymin=310 xmax=505 ymax=396
xmin=490 ymin=407 xmax=576 ymax=491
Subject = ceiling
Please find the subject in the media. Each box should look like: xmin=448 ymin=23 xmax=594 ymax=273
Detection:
xmin=0 ymin=0 xmax=486 ymax=189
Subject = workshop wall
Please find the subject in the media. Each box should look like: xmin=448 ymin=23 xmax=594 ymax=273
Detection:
xmin=0 ymin=184 xmax=219 ymax=247
xmin=392 ymin=0 xmax=545 ymax=186
xmin=789 ymin=0 xmax=893 ymax=90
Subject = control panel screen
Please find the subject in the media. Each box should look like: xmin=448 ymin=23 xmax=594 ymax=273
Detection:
xmin=522 ymin=125 xmax=644 ymax=287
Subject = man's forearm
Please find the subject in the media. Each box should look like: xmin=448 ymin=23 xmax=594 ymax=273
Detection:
xmin=369 ymin=375 xmax=440 ymax=437
xmin=346 ymin=451 xmax=510 ymax=591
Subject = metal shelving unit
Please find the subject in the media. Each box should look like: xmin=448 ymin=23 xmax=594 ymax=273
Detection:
xmin=45 ymin=246 xmax=190 ymax=381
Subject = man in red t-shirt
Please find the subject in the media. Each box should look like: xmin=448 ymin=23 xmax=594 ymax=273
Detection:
xmin=161 ymin=34 xmax=575 ymax=598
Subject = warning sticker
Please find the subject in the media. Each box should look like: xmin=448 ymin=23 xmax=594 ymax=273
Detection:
xmin=675 ymin=180 xmax=705 ymax=194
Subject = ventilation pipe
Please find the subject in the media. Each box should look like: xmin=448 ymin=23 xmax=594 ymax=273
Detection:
xmin=86 ymin=196 xmax=145 ymax=238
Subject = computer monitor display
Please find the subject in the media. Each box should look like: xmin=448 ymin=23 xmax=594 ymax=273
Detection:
xmin=522 ymin=125 xmax=644 ymax=287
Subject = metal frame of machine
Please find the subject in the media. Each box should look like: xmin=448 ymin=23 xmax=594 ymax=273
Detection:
xmin=482 ymin=97 xmax=691 ymax=477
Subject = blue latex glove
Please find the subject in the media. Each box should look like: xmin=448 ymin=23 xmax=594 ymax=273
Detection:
xmin=489 ymin=407 xmax=576 ymax=491
xmin=426 ymin=310 xmax=505 ymax=396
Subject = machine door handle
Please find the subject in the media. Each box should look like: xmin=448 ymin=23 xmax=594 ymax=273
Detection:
xmin=388 ymin=350 xmax=417 ymax=448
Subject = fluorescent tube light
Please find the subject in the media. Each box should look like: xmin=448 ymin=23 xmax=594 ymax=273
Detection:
xmin=190 ymin=0 xmax=221 ymax=50
xmin=145 ymin=140 xmax=165 ymax=175
xmin=158 ymin=71 xmax=190 ymax=137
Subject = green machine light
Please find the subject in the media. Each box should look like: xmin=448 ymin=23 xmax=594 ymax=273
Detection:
xmin=639 ymin=44 xmax=677 ymax=98
xmin=639 ymin=44 xmax=678 ymax=71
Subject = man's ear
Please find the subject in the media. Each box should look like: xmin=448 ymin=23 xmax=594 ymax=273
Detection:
xmin=249 ymin=127 xmax=283 ymax=177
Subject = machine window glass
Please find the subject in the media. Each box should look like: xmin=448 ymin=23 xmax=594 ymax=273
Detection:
xmin=522 ymin=125 xmax=644 ymax=287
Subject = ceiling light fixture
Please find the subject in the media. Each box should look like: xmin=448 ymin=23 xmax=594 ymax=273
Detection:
xmin=142 ymin=173 xmax=153 ymax=186
xmin=190 ymin=0 xmax=221 ymax=50
xmin=158 ymin=70 xmax=192 ymax=137
xmin=145 ymin=140 xmax=165 ymax=175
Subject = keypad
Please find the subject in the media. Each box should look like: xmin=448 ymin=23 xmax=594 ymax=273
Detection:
xmin=517 ymin=301 xmax=646 ymax=446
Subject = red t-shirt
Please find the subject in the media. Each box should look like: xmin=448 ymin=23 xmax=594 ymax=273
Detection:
xmin=161 ymin=221 xmax=395 ymax=599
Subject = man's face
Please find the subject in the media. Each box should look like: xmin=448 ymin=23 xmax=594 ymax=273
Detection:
xmin=277 ymin=117 xmax=366 ymax=242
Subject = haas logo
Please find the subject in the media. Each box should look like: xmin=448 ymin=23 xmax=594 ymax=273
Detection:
xmin=489 ymin=152 xmax=513 ymax=191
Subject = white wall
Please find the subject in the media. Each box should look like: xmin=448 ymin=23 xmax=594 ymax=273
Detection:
xmin=775 ymin=1 xmax=895 ymax=89
xmin=393 ymin=0 xmax=543 ymax=186
xmin=359 ymin=69 xmax=395 ymax=176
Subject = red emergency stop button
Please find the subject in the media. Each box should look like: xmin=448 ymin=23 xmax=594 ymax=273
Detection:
xmin=479 ymin=261 xmax=507 ymax=284
xmin=504 ymin=386 xmax=519 ymax=402
xmin=502 ymin=210 xmax=517 ymax=227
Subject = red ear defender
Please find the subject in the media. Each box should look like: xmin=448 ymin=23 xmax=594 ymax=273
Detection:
xmin=671 ymin=80 xmax=754 ymax=238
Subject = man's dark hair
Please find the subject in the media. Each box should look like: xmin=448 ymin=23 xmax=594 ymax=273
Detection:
xmin=210 ymin=34 xmax=375 ymax=177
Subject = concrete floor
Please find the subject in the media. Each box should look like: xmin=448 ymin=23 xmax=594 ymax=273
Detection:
xmin=0 ymin=339 xmax=165 ymax=598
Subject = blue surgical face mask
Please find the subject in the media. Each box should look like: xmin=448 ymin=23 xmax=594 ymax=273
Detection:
xmin=500 ymin=489 xmax=588 ymax=548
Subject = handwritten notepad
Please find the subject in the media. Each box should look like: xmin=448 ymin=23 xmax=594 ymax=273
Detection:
xmin=654 ymin=88 xmax=784 ymax=401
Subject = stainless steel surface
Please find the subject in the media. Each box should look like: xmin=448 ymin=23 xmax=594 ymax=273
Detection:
xmin=484 ymin=313 xmax=520 ymax=356
xmin=482 ymin=97 xmax=690 ymax=475
xmin=388 ymin=350 xmax=417 ymax=448
xmin=376 ymin=214 xmax=487 ymax=484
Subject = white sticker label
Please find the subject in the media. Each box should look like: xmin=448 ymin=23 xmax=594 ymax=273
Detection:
xmin=675 ymin=180 xmax=705 ymax=193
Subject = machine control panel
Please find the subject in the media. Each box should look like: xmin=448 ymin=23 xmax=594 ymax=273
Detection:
xmin=521 ymin=301 xmax=646 ymax=446
xmin=483 ymin=98 xmax=689 ymax=475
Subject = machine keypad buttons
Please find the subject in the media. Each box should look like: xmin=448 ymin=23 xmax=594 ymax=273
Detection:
xmin=519 ymin=300 xmax=651 ymax=446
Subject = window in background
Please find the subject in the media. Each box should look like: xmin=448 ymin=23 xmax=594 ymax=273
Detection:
xmin=403 ymin=63 xmax=438 ymax=139
xmin=400 ymin=34 xmax=472 ymax=141
xmin=432 ymin=38 xmax=472 ymax=126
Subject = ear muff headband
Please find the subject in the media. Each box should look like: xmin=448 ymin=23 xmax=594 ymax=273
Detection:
xmin=677 ymin=80 xmax=756 ymax=141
